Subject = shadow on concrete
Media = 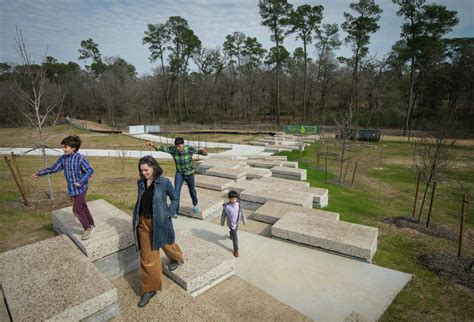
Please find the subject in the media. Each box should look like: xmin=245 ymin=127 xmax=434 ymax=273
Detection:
xmin=189 ymin=228 xmax=233 ymax=252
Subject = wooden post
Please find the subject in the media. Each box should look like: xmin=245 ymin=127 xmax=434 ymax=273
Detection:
xmin=412 ymin=173 xmax=421 ymax=217
xmin=351 ymin=161 xmax=358 ymax=186
xmin=4 ymin=156 xmax=30 ymax=206
xmin=11 ymin=152 xmax=26 ymax=195
xmin=457 ymin=194 xmax=468 ymax=258
xmin=425 ymin=180 xmax=437 ymax=228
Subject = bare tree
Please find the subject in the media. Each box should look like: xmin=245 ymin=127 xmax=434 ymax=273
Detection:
xmin=334 ymin=115 xmax=355 ymax=184
xmin=413 ymin=110 xmax=456 ymax=223
xmin=10 ymin=28 xmax=64 ymax=199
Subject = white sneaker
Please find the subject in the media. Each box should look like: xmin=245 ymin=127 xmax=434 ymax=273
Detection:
xmin=81 ymin=225 xmax=95 ymax=240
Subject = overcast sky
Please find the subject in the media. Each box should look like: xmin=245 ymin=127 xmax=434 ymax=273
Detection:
xmin=1 ymin=0 xmax=472 ymax=76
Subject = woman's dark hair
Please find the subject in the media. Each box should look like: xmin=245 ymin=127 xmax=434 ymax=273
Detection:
xmin=138 ymin=155 xmax=163 ymax=179
xmin=61 ymin=135 xmax=82 ymax=151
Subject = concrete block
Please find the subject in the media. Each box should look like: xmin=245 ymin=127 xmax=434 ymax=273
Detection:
xmin=93 ymin=245 xmax=139 ymax=281
xmin=0 ymin=235 xmax=118 ymax=321
xmin=271 ymin=166 xmax=307 ymax=181
xmin=272 ymin=212 xmax=378 ymax=262
xmin=197 ymin=159 xmax=245 ymax=170
xmin=206 ymin=166 xmax=247 ymax=180
xmin=281 ymin=161 xmax=298 ymax=168
xmin=245 ymin=167 xmax=272 ymax=179
xmin=228 ymin=180 xmax=257 ymax=193
xmin=240 ymin=187 xmax=313 ymax=208
xmin=162 ymin=230 xmax=235 ymax=297
xmin=52 ymin=199 xmax=134 ymax=261
xmin=194 ymin=174 xmax=235 ymax=191
xmin=178 ymin=187 xmax=226 ymax=220
xmin=247 ymin=159 xmax=283 ymax=168
xmin=253 ymin=201 xmax=339 ymax=224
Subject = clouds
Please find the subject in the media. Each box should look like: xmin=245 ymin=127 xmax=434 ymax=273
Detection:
xmin=1 ymin=0 xmax=472 ymax=75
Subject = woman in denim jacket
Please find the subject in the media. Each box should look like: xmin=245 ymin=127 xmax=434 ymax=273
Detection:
xmin=132 ymin=155 xmax=184 ymax=308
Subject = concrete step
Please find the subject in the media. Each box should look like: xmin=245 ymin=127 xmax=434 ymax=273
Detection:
xmin=240 ymin=186 xmax=314 ymax=209
xmin=178 ymin=187 xmax=227 ymax=220
xmin=271 ymin=166 xmax=307 ymax=181
xmin=194 ymin=174 xmax=235 ymax=191
xmin=206 ymin=166 xmax=247 ymax=180
xmin=0 ymin=235 xmax=118 ymax=321
xmin=247 ymin=159 xmax=283 ymax=168
xmin=162 ymin=230 xmax=235 ymax=297
xmin=245 ymin=167 xmax=272 ymax=179
xmin=253 ymin=201 xmax=339 ymax=224
xmin=230 ymin=177 xmax=328 ymax=208
xmin=272 ymin=212 xmax=378 ymax=262
xmin=52 ymin=199 xmax=139 ymax=280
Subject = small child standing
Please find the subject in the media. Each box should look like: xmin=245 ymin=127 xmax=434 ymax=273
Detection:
xmin=221 ymin=190 xmax=246 ymax=257
xmin=32 ymin=135 xmax=96 ymax=240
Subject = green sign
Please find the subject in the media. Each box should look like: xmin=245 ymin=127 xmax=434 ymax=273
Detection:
xmin=284 ymin=125 xmax=320 ymax=134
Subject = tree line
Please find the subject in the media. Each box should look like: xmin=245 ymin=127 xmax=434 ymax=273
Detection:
xmin=0 ymin=0 xmax=472 ymax=135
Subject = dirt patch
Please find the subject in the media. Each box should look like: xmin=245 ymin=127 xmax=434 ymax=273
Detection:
xmin=418 ymin=253 xmax=474 ymax=290
xmin=384 ymin=216 xmax=458 ymax=241
xmin=7 ymin=191 xmax=72 ymax=212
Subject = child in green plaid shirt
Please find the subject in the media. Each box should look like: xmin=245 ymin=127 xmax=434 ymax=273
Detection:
xmin=147 ymin=137 xmax=207 ymax=214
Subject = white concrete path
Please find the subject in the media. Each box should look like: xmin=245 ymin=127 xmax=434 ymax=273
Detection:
xmin=174 ymin=216 xmax=411 ymax=322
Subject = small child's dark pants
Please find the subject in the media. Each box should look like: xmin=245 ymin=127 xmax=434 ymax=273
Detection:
xmin=229 ymin=228 xmax=239 ymax=252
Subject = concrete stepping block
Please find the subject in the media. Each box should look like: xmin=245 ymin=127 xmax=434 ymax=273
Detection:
xmin=52 ymin=199 xmax=138 ymax=280
xmin=231 ymin=177 xmax=328 ymax=208
xmin=246 ymin=155 xmax=287 ymax=161
xmin=271 ymin=166 xmax=307 ymax=181
xmin=0 ymin=235 xmax=118 ymax=321
xmin=206 ymin=166 xmax=247 ymax=180
xmin=198 ymin=159 xmax=246 ymax=170
xmin=162 ymin=230 xmax=235 ymax=297
xmin=178 ymin=187 xmax=227 ymax=220
xmin=259 ymin=177 xmax=327 ymax=208
xmin=253 ymin=201 xmax=339 ymax=224
xmin=272 ymin=212 xmax=378 ymax=262
xmin=245 ymin=167 xmax=272 ymax=179
xmin=281 ymin=161 xmax=298 ymax=168
xmin=194 ymin=174 xmax=235 ymax=191
xmin=247 ymin=159 xmax=283 ymax=168
xmin=240 ymin=186 xmax=314 ymax=209
xmin=264 ymin=146 xmax=292 ymax=152
xmin=228 ymin=180 xmax=257 ymax=193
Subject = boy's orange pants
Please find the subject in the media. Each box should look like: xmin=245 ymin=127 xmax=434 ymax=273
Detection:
xmin=138 ymin=216 xmax=184 ymax=294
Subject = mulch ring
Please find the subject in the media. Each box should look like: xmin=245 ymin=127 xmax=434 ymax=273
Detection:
xmin=384 ymin=216 xmax=458 ymax=241
xmin=418 ymin=253 xmax=474 ymax=290
xmin=7 ymin=191 xmax=72 ymax=212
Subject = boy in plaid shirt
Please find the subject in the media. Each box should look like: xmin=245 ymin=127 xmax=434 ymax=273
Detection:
xmin=147 ymin=137 xmax=207 ymax=214
xmin=32 ymin=135 xmax=96 ymax=240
